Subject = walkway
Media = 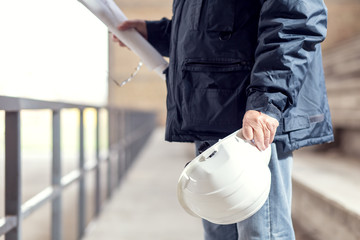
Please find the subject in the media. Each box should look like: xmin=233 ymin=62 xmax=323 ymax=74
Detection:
xmin=81 ymin=127 xmax=360 ymax=240
xmin=82 ymin=128 xmax=203 ymax=240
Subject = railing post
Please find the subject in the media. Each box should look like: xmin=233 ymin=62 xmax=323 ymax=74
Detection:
xmin=5 ymin=111 xmax=22 ymax=240
xmin=107 ymin=109 xmax=113 ymax=199
xmin=78 ymin=109 xmax=86 ymax=239
xmin=124 ymin=111 xmax=132 ymax=171
xmin=117 ymin=110 xmax=125 ymax=186
xmin=0 ymin=96 xmax=155 ymax=240
xmin=95 ymin=108 xmax=101 ymax=217
xmin=52 ymin=110 xmax=62 ymax=240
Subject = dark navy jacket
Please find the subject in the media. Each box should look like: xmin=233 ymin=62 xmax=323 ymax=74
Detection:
xmin=146 ymin=0 xmax=334 ymax=152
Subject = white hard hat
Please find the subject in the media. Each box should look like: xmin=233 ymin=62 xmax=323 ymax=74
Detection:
xmin=177 ymin=129 xmax=271 ymax=225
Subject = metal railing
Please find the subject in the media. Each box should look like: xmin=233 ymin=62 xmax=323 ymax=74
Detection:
xmin=0 ymin=95 xmax=156 ymax=240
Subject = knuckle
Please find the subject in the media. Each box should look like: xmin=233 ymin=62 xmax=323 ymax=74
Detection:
xmin=268 ymin=121 xmax=278 ymax=130
xmin=254 ymin=117 xmax=261 ymax=125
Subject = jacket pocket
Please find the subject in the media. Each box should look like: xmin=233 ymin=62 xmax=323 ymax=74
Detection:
xmin=206 ymin=0 xmax=236 ymax=32
xmin=180 ymin=59 xmax=251 ymax=133
xmin=283 ymin=113 xmax=326 ymax=142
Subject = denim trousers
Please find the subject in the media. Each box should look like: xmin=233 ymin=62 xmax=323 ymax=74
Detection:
xmin=194 ymin=141 xmax=296 ymax=240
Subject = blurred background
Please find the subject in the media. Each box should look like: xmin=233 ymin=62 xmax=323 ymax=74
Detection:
xmin=1 ymin=0 xmax=360 ymax=239
xmin=109 ymin=0 xmax=360 ymax=125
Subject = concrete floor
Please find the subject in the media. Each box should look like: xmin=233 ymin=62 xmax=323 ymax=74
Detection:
xmin=81 ymin=128 xmax=313 ymax=240
xmin=82 ymin=128 xmax=203 ymax=240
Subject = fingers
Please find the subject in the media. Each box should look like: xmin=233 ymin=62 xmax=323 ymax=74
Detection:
xmin=267 ymin=119 xmax=278 ymax=144
xmin=263 ymin=127 xmax=271 ymax=149
xmin=242 ymin=125 xmax=254 ymax=141
xmin=112 ymin=22 xmax=129 ymax=47
xmin=242 ymin=110 xmax=279 ymax=151
xmin=112 ymin=34 xmax=126 ymax=47
xmin=117 ymin=20 xmax=140 ymax=31
xmin=112 ymin=20 xmax=148 ymax=48
xmin=253 ymin=126 xmax=266 ymax=150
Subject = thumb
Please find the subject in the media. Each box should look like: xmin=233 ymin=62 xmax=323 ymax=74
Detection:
xmin=117 ymin=20 xmax=148 ymax=40
xmin=117 ymin=20 xmax=140 ymax=31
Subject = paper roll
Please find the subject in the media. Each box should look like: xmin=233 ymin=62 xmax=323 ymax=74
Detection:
xmin=78 ymin=0 xmax=168 ymax=79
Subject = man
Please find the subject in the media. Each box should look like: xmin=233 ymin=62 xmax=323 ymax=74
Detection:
xmin=113 ymin=0 xmax=334 ymax=239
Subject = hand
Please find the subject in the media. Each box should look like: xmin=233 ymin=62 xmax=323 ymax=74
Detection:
xmin=112 ymin=20 xmax=148 ymax=47
xmin=242 ymin=110 xmax=279 ymax=151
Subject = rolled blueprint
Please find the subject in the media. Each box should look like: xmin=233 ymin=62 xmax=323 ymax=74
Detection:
xmin=78 ymin=0 xmax=168 ymax=79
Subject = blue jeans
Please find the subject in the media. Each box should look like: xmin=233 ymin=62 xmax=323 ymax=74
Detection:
xmin=195 ymin=141 xmax=295 ymax=240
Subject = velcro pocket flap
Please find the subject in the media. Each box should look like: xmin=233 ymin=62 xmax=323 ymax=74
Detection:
xmin=283 ymin=115 xmax=310 ymax=132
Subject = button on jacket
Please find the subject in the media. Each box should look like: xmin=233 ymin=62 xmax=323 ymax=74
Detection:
xmin=146 ymin=0 xmax=334 ymax=152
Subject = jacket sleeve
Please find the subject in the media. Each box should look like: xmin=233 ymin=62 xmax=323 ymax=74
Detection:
xmin=145 ymin=17 xmax=172 ymax=57
xmin=246 ymin=0 xmax=328 ymax=121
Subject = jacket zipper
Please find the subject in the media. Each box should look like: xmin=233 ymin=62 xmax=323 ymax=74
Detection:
xmin=167 ymin=0 xmax=185 ymax=141
xmin=185 ymin=61 xmax=251 ymax=67
xmin=184 ymin=61 xmax=252 ymax=70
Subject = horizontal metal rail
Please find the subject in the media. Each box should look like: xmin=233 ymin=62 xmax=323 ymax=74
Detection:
xmin=0 ymin=95 xmax=156 ymax=240
xmin=0 ymin=95 xmax=96 ymax=111
xmin=0 ymin=216 xmax=17 ymax=236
